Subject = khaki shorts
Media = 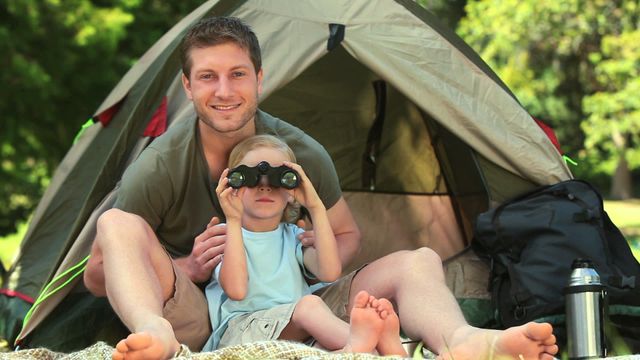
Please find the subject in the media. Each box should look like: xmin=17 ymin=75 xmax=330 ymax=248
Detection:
xmin=163 ymin=260 xmax=211 ymax=351
xmin=315 ymin=268 xmax=360 ymax=322
xmin=219 ymin=303 xmax=297 ymax=347
xmin=219 ymin=268 xmax=360 ymax=347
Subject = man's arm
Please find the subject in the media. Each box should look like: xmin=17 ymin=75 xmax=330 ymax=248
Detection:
xmin=326 ymin=197 xmax=361 ymax=267
xmin=298 ymin=197 xmax=361 ymax=268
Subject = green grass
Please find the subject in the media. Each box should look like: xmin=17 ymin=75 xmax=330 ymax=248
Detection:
xmin=604 ymin=199 xmax=640 ymax=261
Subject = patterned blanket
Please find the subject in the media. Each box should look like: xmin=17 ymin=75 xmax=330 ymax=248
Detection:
xmin=1 ymin=340 xmax=418 ymax=359
xmin=3 ymin=341 xmax=640 ymax=360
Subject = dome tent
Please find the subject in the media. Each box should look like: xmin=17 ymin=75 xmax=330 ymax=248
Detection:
xmin=0 ymin=0 xmax=570 ymax=351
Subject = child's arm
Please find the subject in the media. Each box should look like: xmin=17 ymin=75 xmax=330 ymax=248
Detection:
xmin=284 ymin=161 xmax=342 ymax=282
xmin=215 ymin=169 xmax=248 ymax=300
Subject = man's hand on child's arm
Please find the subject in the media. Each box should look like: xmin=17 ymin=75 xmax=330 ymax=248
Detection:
xmin=296 ymin=219 xmax=315 ymax=247
xmin=175 ymin=216 xmax=226 ymax=283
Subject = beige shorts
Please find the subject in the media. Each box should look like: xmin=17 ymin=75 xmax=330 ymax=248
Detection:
xmin=162 ymin=260 xmax=211 ymax=351
xmin=219 ymin=302 xmax=297 ymax=347
xmin=219 ymin=268 xmax=360 ymax=347
xmin=315 ymin=268 xmax=360 ymax=322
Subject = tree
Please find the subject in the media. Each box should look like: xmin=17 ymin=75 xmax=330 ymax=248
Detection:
xmin=0 ymin=0 xmax=202 ymax=236
xmin=583 ymin=28 xmax=640 ymax=199
xmin=416 ymin=0 xmax=468 ymax=29
xmin=457 ymin=0 xmax=640 ymax=198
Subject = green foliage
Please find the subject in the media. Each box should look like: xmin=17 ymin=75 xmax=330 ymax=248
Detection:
xmin=457 ymin=0 xmax=640 ymax=189
xmin=415 ymin=0 xmax=467 ymax=28
xmin=0 ymin=0 xmax=202 ymax=236
xmin=582 ymin=28 xmax=640 ymax=174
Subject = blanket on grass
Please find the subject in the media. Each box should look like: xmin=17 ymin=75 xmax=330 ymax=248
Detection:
xmin=0 ymin=340 xmax=422 ymax=359
xmin=3 ymin=341 xmax=640 ymax=360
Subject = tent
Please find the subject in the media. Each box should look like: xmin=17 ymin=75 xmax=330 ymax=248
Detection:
xmin=0 ymin=0 xmax=571 ymax=351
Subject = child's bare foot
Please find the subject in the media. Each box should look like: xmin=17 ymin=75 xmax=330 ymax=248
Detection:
xmin=112 ymin=318 xmax=179 ymax=360
xmin=371 ymin=298 xmax=407 ymax=356
xmin=437 ymin=322 xmax=558 ymax=360
xmin=343 ymin=290 xmax=383 ymax=353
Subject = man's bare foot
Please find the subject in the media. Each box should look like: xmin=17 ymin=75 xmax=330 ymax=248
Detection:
xmin=343 ymin=290 xmax=384 ymax=353
xmin=371 ymin=298 xmax=407 ymax=356
xmin=112 ymin=318 xmax=180 ymax=360
xmin=437 ymin=322 xmax=558 ymax=360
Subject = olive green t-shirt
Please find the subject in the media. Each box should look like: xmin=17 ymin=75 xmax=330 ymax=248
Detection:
xmin=114 ymin=110 xmax=341 ymax=258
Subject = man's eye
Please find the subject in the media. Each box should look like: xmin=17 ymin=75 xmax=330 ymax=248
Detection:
xmin=232 ymin=71 xmax=246 ymax=78
xmin=200 ymin=74 xmax=214 ymax=80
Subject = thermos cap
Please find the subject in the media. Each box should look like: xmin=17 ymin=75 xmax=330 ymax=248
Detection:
xmin=572 ymin=258 xmax=594 ymax=268
xmin=568 ymin=258 xmax=601 ymax=286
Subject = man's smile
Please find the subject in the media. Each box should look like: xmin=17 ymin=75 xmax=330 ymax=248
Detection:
xmin=212 ymin=103 xmax=241 ymax=111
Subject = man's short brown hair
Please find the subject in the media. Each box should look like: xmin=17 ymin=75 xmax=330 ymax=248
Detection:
xmin=180 ymin=16 xmax=262 ymax=78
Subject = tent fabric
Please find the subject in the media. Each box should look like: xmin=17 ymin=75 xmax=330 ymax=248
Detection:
xmin=2 ymin=0 xmax=574 ymax=349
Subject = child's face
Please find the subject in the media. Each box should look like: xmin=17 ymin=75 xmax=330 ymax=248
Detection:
xmin=236 ymin=147 xmax=293 ymax=225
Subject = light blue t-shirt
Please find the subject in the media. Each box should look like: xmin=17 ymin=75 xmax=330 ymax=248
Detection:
xmin=203 ymin=223 xmax=313 ymax=350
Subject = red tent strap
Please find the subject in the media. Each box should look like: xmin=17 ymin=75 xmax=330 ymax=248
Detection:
xmin=143 ymin=97 xmax=168 ymax=137
xmin=0 ymin=289 xmax=35 ymax=304
xmin=94 ymin=97 xmax=167 ymax=138
xmin=95 ymin=103 xmax=120 ymax=126
xmin=533 ymin=117 xmax=562 ymax=154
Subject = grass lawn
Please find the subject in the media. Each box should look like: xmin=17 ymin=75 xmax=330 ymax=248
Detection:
xmin=603 ymin=199 xmax=640 ymax=260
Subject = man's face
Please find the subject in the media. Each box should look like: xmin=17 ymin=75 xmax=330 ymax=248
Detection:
xmin=182 ymin=42 xmax=263 ymax=134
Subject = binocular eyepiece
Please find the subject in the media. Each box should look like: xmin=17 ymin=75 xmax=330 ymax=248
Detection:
xmin=227 ymin=161 xmax=299 ymax=189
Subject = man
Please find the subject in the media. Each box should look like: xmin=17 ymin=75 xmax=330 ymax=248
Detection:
xmin=84 ymin=17 xmax=558 ymax=360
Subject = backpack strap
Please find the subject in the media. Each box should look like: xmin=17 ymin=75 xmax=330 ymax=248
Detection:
xmin=608 ymin=275 xmax=638 ymax=289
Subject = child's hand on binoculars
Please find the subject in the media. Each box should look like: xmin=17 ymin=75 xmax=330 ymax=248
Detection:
xmin=216 ymin=168 xmax=245 ymax=222
xmin=283 ymin=161 xmax=324 ymax=211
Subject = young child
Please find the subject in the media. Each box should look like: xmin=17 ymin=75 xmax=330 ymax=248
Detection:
xmin=202 ymin=135 xmax=406 ymax=356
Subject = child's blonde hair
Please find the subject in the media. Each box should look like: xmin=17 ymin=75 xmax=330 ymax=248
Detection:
xmin=229 ymin=134 xmax=296 ymax=168
xmin=228 ymin=135 xmax=300 ymax=223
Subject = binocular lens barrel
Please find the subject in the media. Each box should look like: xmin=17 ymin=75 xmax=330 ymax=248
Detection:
xmin=226 ymin=161 xmax=299 ymax=189
xmin=280 ymin=171 xmax=298 ymax=188
xmin=227 ymin=171 xmax=245 ymax=188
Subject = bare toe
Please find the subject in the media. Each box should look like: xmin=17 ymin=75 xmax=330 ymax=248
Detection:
xmin=353 ymin=290 xmax=370 ymax=309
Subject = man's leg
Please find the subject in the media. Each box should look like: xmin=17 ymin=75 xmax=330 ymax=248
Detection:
xmin=84 ymin=208 xmax=179 ymax=360
xmin=346 ymin=248 xmax=464 ymax=352
xmin=346 ymin=248 xmax=557 ymax=359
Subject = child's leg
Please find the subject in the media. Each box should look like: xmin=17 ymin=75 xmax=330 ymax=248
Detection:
xmin=278 ymin=294 xmax=349 ymax=349
xmin=372 ymin=297 xmax=408 ymax=356
xmin=279 ymin=292 xmax=384 ymax=353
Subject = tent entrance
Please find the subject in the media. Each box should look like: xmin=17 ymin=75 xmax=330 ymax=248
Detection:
xmin=261 ymin=46 xmax=492 ymax=265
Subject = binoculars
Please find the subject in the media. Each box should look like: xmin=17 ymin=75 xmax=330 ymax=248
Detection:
xmin=227 ymin=161 xmax=299 ymax=189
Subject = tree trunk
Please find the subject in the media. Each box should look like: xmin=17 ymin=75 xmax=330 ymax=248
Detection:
xmin=610 ymin=154 xmax=632 ymax=200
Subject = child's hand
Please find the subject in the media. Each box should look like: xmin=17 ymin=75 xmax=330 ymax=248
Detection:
xmin=216 ymin=168 xmax=245 ymax=221
xmin=283 ymin=161 xmax=324 ymax=211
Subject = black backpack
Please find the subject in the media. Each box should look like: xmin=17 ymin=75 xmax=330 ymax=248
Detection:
xmin=472 ymin=179 xmax=640 ymax=353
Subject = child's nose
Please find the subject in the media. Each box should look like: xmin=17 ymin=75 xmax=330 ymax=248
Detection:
xmin=257 ymin=175 xmax=271 ymax=191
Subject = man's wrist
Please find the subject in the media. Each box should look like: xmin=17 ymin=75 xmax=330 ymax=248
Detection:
xmin=174 ymin=255 xmax=201 ymax=283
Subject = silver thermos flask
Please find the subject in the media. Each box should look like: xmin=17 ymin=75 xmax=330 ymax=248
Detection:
xmin=564 ymin=258 xmax=606 ymax=359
